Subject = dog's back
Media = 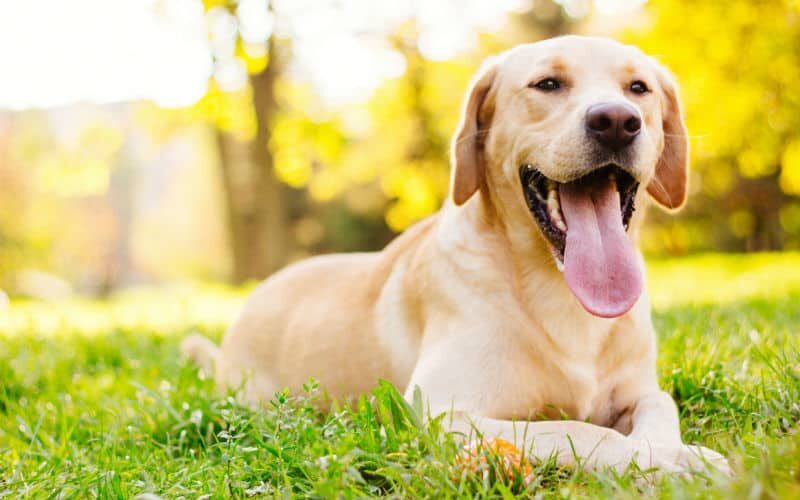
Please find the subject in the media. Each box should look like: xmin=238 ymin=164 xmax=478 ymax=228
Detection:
xmin=183 ymin=215 xmax=438 ymax=402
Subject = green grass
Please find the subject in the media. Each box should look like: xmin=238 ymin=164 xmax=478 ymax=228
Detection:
xmin=1 ymin=253 xmax=799 ymax=498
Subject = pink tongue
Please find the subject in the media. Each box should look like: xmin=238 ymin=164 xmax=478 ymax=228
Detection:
xmin=559 ymin=178 xmax=642 ymax=318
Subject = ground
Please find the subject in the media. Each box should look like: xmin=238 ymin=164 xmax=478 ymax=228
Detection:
xmin=1 ymin=253 xmax=799 ymax=498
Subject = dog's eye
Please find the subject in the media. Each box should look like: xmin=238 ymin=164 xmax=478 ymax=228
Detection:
xmin=530 ymin=78 xmax=561 ymax=92
xmin=629 ymin=80 xmax=649 ymax=94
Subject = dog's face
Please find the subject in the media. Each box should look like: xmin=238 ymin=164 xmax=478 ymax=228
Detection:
xmin=451 ymin=36 xmax=688 ymax=318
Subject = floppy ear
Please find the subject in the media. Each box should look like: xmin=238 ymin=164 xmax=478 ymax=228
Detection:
xmin=647 ymin=64 xmax=689 ymax=209
xmin=451 ymin=60 xmax=498 ymax=206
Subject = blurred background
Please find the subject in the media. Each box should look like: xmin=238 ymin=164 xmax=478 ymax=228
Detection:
xmin=0 ymin=0 xmax=798 ymax=300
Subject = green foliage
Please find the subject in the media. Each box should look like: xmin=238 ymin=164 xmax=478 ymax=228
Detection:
xmin=1 ymin=254 xmax=800 ymax=497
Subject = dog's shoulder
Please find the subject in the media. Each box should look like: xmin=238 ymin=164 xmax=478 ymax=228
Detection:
xmin=364 ymin=214 xmax=440 ymax=290
xmin=381 ymin=214 xmax=439 ymax=264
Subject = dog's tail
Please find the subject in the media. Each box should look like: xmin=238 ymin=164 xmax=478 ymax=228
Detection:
xmin=181 ymin=333 xmax=220 ymax=376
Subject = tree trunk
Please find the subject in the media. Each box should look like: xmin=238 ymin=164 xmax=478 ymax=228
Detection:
xmin=251 ymin=43 xmax=291 ymax=275
xmin=217 ymin=39 xmax=292 ymax=283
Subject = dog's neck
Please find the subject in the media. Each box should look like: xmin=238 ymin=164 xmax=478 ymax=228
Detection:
xmin=437 ymin=184 xmax=629 ymax=359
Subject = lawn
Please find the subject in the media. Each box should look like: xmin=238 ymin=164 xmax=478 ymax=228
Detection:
xmin=1 ymin=253 xmax=799 ymax=498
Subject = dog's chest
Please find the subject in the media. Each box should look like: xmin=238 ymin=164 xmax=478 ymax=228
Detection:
xmin=500 ymin=280 xmax=635 ymax=424
xmin=490 ymin=313 xmax=629 ymax=426
xmin=533 ymin=359 xmax=619 ymax=424
xmin=493 ymin=361 xmax=625 ymax=427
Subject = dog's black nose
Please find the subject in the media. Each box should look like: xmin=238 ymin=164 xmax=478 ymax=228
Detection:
xmin=585 ymin=102 xmax=641 ymax=151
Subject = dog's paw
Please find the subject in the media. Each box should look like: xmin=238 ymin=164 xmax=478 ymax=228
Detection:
xmin=675 ymin=444 xmax=732 ymax=477
xmin=637 ymin=442 xmax=732 ymax=478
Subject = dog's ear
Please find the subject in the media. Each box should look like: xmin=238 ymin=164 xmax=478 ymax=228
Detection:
xmin=451 ymin=59 xmax=498 ymax=206
xmin=647 ymin=63 xmax=689 ymax=209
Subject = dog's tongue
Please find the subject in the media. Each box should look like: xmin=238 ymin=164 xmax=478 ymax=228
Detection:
xmin=559 ymin=178 xmax=642 ymax=318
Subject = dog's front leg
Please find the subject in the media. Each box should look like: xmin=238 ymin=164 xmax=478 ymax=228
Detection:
xmin=626 ymin=391 xmax=731 ymax=475
xmin=628 ymin=391 xmax=682 ymax=445
xmin=445 ymin=413 xmax=730 ymax=475
xmin=448 ymin=414 xmax=652 ymax=473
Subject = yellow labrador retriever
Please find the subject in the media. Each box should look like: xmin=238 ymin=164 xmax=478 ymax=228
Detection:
xmin=183 ymin=36 xmax=729 ymax=474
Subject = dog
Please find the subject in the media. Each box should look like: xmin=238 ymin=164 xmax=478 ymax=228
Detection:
xmin=183 ymin=35 xmax=729 ymax=475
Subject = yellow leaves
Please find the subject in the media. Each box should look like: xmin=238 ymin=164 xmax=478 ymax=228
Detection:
xmin=196 ymin=28 xmax=468 ymax=235
xmin=632 ymin=0 xmax=800 ymax=246
xmin=273 ymin=148 xmax=311 ymax=188
xmin=382 ymin=161 xmax=443 ymax=231
xmin=641 ymin=221 xmax=702 ymax=256
xmin=634 ymin=0 xmax=797 ymax=152
xmin=727 ymin=1 xmax=759 ymax=28
xmin=309 ymin=169 xmax=346 ymax=201
xmin=271 ymin=113 xmax=346 ymax=191
xmin=312 ymin=127 xmax=345 ymax=165
xmin=419 ymin=59 xmax=474 ymax=139
xmin=703 ymin=30 xmax=738 ymax=66
xmin=311 ymin=57 xmax=468 ymax=232
xmin=341 ymin=147 xmax=379 ymax=184
xmin=237 ymin=40 xmax=269 ymax=75
xmin=271 ymin=117 xmax=313 ymax=188
xmin=36 ymin=119 xmax=124 ymax=198
xmin=270 ymin=61 xmax=456 ymax=230
xmin=195 ymin=83 xmax=257 ymax=140
xmin=738 ymin=148 xmax=775 ymax=178
xmin=768 ymin=53 xmax=800 ymax=89
xmin=728 ymin=210 xmax=755 ymax=238
xmin=275 ymin=80 xmax=318 ymax=116
xmin=780 ymin=139 xmax=800 ymax=195
xmin=699 ymin=162 xmax=733 ymax=197
xmin=202 ymin=0 xmax=230 ymax=9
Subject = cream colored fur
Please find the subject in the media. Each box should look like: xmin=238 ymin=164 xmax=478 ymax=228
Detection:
xmin=183 ymin=36 xmax=728 ymax=475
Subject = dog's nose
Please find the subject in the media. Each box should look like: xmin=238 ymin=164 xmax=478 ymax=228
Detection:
xmin=585 ymin=102 xmax=641 ymax=151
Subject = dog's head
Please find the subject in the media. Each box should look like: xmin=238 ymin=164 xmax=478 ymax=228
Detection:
xmin=450 ymin=36 xmax=688 ymax=318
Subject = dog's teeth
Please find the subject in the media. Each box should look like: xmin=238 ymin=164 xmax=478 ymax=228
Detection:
xmin=550 ymin=209 xmax=567 ymax=232
xmin=546 ymin=181 xmax=567 ymax=232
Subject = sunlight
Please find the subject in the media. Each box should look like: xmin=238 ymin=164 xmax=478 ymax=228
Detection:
xmin=0 ymin=0 xmax=211 ymax=109
xmin=0 ymin=0 xmax=530 ymax=110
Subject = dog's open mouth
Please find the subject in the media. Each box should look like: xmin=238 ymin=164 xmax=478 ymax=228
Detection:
xmin=519 ymin=164 xmax=642 ymax=318
xmin=519 ymin=164 xmax=639 ymax=261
